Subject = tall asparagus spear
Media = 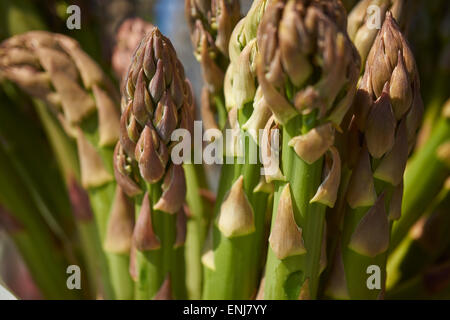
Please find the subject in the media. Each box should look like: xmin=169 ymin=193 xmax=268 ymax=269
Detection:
xmin=116 ymin=27 xmax=194 ymax=299
xmin=185 ymin=0 xmax=241 ymax=299
xmin=200 ymin=0 xmax=274 ymax=300
xmin=325 ymin=12 xmax=423 ymax=299
xmin=0 ymin=31 xmax=134 ymax=299
xmin=257 ymin=0 xmax=360 ymax=299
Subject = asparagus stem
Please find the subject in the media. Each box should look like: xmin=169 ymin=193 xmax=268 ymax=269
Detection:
xmin=319 ymin=166 xmax=352 ymax=297
xmin=32 ymin=100 xmax=80 ymax=182
xmin=203 ymin=105 xmax=269 ymax=299
xmin=213 ymin=94 xmax=228 ymax=130
xmin=264 ymin=114 xmax=325 ymax=299
xmin=76 ymin=219 xmax=113 ymax=298
xmin=0 ymin=97 xmax=73 ymax=241
xmin=184 ymin=162 xmax=210 ymax=299
xmin=134 ymin=184 xmax=185 ymax=299
xmin=8 ymin=229 xmax=82 ymax=299
xmin=340 ymin=182 xmax=392 ymax=299
xmin=133 ymin=191 xmax=162 ymax=300
xmin=89 ymin=183 xmax=133 ymax=299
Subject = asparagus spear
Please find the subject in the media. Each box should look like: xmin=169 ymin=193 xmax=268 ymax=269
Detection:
xmin=0 ymin=31 xmax=134 ymax=299
xmin=201 ymin=0 xmax=275 ymax=300
xmin=185 ymin=0 xmax=241 ymax=299
xmin=116 ymin=27 xmax=194 ymax=299
xmin=257 ymin=0 xmax=360 ymax=299
xmin=325 ymin=12 xmax=422 ymax=299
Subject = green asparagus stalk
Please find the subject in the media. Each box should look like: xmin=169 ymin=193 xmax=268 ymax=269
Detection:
xmin=185 ymin=0 xmax=241 ymax=299
xmin=31 ymin=97 xmax=116 ymax=299
xmin=116 ymin=27 xmax=194 ymax=299
xmin=185 ymin=0 xmax=242 ymax=299
xmin=257 ymin=0 xmax=360 ymax=299
xmin=201 ymin=0 xmax=273 ymax=300
xmin=325 ymin=12 xmax=422 ymax=299
xmin=182 ymin=162 xmax=213 ymax=299
xmin=0 ymin=31 xmax=134 ymax=299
